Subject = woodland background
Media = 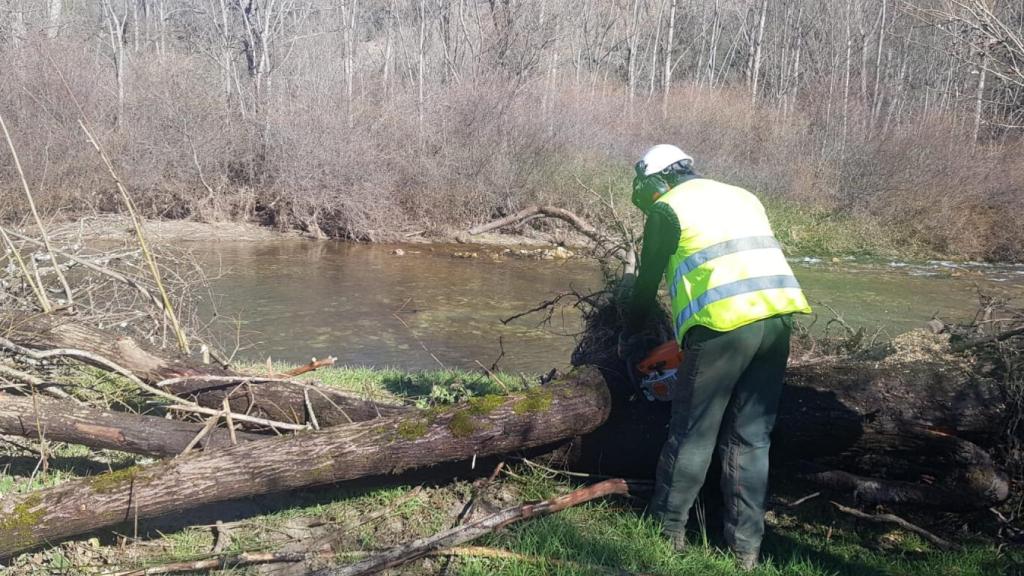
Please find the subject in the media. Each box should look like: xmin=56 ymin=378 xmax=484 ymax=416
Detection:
xmin=1 ymin=0 xmax=1023 ymax=259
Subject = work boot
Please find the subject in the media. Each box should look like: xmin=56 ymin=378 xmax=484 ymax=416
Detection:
xmin=734 ymin=549 xmax=760 ymax=572
xmin=664 ymin=530 xmax=687 ymax=553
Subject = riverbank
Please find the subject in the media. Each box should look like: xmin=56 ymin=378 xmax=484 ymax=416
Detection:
xmin=45 ymin=201 xmax=959 ymax=265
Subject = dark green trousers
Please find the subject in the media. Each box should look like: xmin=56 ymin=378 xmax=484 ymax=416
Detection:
xmin=651 ymin=314 xmax=792 ymax=556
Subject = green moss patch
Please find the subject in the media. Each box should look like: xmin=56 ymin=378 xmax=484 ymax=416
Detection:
xmin=397 ymin=419 xmax=430 ymax=440
xmin=88 ymin=466 xmax=139 ymax=493
xmin=447 ymin=411 xmax=478 ymax=438
xmin=513 ymin=388 xmax=553 ymax=415
xmin=467 ymin=394 xmax=506 ymax=415
xmin=0 ymin=493 xmax=44 ymax=550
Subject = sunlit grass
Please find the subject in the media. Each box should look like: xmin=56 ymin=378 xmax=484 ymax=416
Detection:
xmin=763 ymin=199 xmax=930 ymax=260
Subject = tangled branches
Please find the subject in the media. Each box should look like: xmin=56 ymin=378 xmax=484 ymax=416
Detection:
xmin=0 ymin=223 xmax=220 ymax=355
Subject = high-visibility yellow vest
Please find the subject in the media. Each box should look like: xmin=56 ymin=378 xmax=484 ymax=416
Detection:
xmin=655 ymin=178 xmax=811 ymax=342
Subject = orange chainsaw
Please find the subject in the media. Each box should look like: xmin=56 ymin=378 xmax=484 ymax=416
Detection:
xmin=634 ymin=341 xmax=683 ymax=402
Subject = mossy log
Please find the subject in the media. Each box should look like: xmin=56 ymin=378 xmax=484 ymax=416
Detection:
xmin=1 ymin=313 xmax=411 ymax=426
xmin=0 ymin=369 xmax=610 ymax=558
xmin=0 ymin=392 xmax=263 ymax=458
xmin=0 ymin=314 xmax=1011 ymax=517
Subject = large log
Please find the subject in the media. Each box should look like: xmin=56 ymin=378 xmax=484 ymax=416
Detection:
xmin=0 ymin=392 xmax=262 ymax=458
xmin=569 ymin=342 xmax=1011 ymax=510
xmin=1 ymin=313 xmax=411 ymax=426
xmin=7 ymin=313 xmax=1009 ymax=448
xmin=571 ymin=349 xmax=1010 ymax=468
xmin=0 ymin=368 xmax=610 ymax=558
xmin=0 ymin=314 xmax=1012 ymax=512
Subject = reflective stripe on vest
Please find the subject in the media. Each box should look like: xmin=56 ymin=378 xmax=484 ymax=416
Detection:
xmin=668 ymin=235 xmax=782 ymax=299
xmin=655 ymin=177 xmax=812 ymax=341
xmin=674 ymin=274 xmax=803 ymax=335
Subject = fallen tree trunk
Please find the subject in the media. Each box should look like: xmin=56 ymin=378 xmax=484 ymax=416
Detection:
xmin=0 ymin=392 xmax=262 ymax=457
xmin=8 ymin=314 xmax=1009 ymax=443
xmin=568 ymin=297 xmax=1013 ymax=511
xmin=1 ymin=313 xmax=411 ymax=427
xmin=0 ymin=368 xmax=610 ymax=558
xmin=571 ymin=352 xmax=1010 ymax=471
xmin=465 ymin=205 xmax=635 ymax=268
xmin=0 ymin=313 xmax=1013 ymax=512
xmin=468 ymin=206 xmax=606 ymax=242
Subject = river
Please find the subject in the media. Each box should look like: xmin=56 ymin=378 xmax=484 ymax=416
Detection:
xmin=191 ymin=241 xmax=1024 ymax=374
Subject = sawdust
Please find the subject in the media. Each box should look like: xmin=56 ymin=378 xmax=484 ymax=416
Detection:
xmin=881 ymin=329 xmax=962 ymax=366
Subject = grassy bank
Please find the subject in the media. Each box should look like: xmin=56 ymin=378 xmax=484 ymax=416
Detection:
xmin=763 ymin=200 xmax=930 ymax=261
xmin=60 ymin=197 xmax=944 ymax=265
xmin=2 ymin=366 xmax=1018 ymax=575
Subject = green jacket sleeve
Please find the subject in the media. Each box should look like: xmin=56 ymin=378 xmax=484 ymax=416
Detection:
xmin=624 ymin=203 xmax=680 ymax=335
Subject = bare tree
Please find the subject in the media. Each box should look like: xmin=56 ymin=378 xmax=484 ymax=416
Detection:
xmin=661 ymin=0 xmax=677 ymax=118
xmin=101 ymin=0 xmax=128 ymax=128
xmin=748 ymin=0 xmax=769 ymax=104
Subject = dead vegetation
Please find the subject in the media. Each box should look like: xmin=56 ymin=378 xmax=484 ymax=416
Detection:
xmin=2 ymin=2 xmax=1024 ymax=259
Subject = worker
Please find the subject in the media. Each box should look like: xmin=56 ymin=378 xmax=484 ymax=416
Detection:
xmin=619 ymin=145 xmax=811 ymax=570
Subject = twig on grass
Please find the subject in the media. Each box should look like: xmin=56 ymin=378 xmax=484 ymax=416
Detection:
xmin=439 ymin=546 xmax=653 ymax=575
xmin=831 ymin=501 xmax=959 ymax=550
xmin=102 ymin=544 xmax=653 ymax=576
xmin=314 ymin=479 xmax=633 ymax=576
xmin=256 ymin=486 xmax=426 ymax=563
xmin=279 ymin=356 xmax=338 ymax=377
xmin=474 ymin=360 xmax=509 ymax=394
xmin=105 ymin=550 xmax=349 ymax=576
xmin=783 ymin=492 xmax=822 ymax=508
xmin=454 ymin=461 xmax=505 ymax=527
xmin=519 ymin=457 xmax=654 ymax=486
xmin=211 ymin=521 xmax=232 ymax=554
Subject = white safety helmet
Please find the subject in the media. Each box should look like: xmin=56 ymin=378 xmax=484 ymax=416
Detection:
xmin=636 ymin=144 xmax=693 ymax=176
xmin=632 ymin=145 xmax=694 ymax=212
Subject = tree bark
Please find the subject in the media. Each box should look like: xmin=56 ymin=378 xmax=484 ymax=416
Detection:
xmin=569 ymin=350 xmax=1010 ymax=511
xmin=0 ymin=369 xmax=611 ymax=558
xmin=661 ymin=0 xmax=677 ymax=118
xmin=1 ymin=313 xmax=1012 ymax=519
xmin=1 ymin=313 xmax=411 ymax=426
xmin=749 ymin=0 xmax=769 ymax=104
xmin=569 ymin=285 xmax=1013 ymax=511
xmin=0 ymin=392 xmax=262 ymax=458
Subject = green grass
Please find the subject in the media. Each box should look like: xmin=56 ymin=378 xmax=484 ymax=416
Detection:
xmin=762 ymin=200 xmax=932 ymax=261
xmin=268 ymin=363 xmax=534 ymax=408
xmin=2 ymin=366 xmax=1019 ymax=575
xmin=459 ymin=471 xmax=1020 ymax=576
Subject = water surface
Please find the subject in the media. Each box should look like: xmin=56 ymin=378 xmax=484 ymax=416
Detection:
xmin=192 ymin=241 xmax=1023 ymax=373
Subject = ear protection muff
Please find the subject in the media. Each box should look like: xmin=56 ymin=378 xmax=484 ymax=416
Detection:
xmin=632 ymin=161 xmax=669 ymax=213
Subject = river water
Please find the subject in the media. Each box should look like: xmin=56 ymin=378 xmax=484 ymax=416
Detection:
xmin=192 ymin=241 xmax=1024 ymax=374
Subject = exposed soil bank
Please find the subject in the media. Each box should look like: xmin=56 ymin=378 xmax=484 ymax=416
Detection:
xmin=45 ymin=215 xmax=588 ymax=251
